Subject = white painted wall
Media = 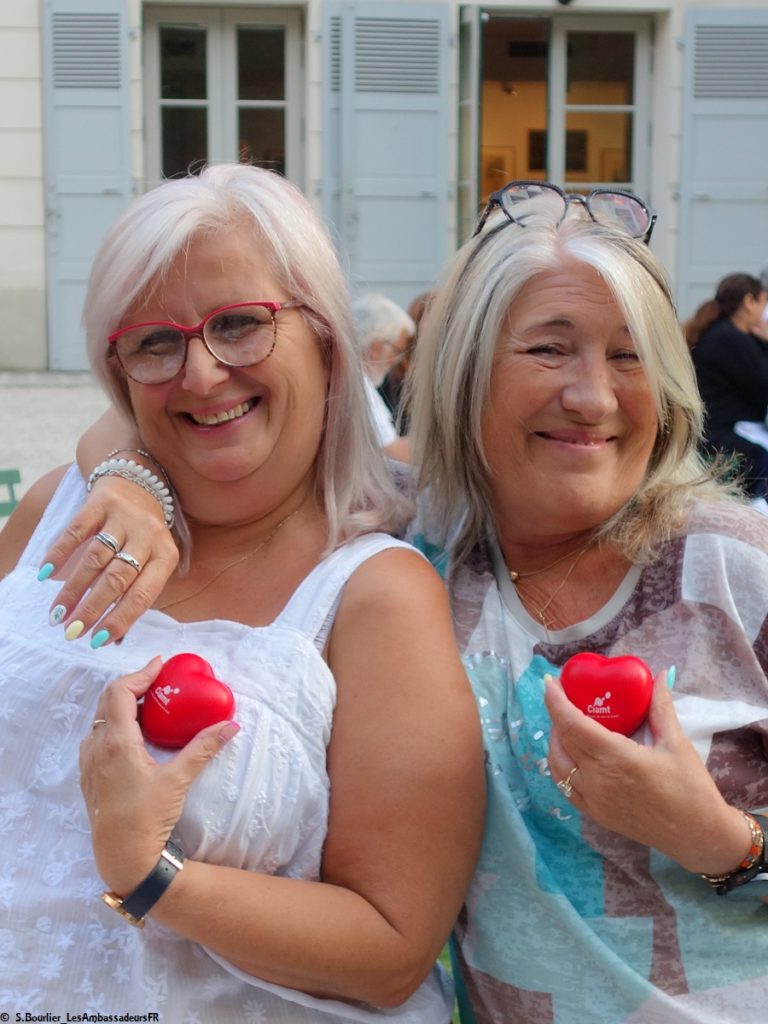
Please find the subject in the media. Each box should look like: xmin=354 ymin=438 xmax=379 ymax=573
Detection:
xmin=0 ymin=0 xmax=46 ymax=369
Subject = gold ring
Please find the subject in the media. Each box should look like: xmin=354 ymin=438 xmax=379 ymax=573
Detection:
xmin=556 ymin=766 xmax=579 ymax=798
xmin=92 ymin=719 xmax=107 ymax=730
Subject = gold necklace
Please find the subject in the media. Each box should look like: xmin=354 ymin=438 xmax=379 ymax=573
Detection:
xmin=508 ymin=541 xmax=593 ymax=582
xmin=157 ymin=503 xmax=304 ymax=612
xmin=510 ymin=544 xmax=592 ymax=629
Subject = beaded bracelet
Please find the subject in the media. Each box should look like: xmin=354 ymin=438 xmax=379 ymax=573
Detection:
xmin=106 ymin=448 xmax=172 ymax=489
xmin=87 ymin=457 xmax=175 ymax=529
xmin=701 ymin=811 xmax=768 ymax=895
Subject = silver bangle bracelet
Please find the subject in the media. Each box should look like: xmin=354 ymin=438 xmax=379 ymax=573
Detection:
xmin=87 ymin=458 xmax=175 ymax=528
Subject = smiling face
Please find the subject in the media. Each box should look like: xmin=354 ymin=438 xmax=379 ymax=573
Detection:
xmin=120 ymin=226 xmax=329 ymax=519
xmin=480 ymin=258 xmax=658 ymax=544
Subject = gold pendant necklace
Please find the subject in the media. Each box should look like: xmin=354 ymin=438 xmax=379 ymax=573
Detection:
xmin=509 ymin=543 xmax=592 ymax=630
xmin=508 ymin=541 xmax=592 ymax=583
xmin=157 ymin=502 xmax=304 ymax=613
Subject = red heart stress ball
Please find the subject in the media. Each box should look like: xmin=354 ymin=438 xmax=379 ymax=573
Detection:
xmin=140 ymin=652 xmax=236 ymax=749
xmin=560 ymin=652 xmax=653 ymax=736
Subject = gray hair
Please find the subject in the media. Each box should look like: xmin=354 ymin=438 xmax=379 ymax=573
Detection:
xmin=407 ymin=203 xmax=729 ymax=565
xmin=352 ymin=293 xmax=415 ymax=357
xmin=84 ymin=163 xmax=410 ymax=560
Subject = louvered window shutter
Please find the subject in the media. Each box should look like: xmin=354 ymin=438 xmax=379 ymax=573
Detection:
xmin=322 ymin=1 xmax=450 ymax=309
xmin=676 ymin=9 xmax=768 ymax=321
xmin=42 ymin=0 xmax=132 ymax=371
xmin=692 ymin=24 xmax=768 ymax=100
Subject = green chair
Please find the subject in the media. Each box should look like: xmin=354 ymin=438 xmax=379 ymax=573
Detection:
xmin=0 ymin=468 xmax=21 ymax=518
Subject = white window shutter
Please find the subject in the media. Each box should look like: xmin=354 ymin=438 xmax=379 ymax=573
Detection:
xmin=322 ymin=1 xmax=450 ymax=309
xmin=677 ymin=10 xmax=768 ymax=320
xmin=42 ymin=0 xmax=132 ymax=371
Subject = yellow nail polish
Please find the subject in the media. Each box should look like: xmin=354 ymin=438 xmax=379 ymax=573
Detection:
xmin=64 ymin=620 xmax=84 ymax=641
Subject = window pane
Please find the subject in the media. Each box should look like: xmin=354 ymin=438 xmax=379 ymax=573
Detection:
xmin=480 ymin=19 xmax=550 ymax=196
xmin=238 ymin=109 xmax=285 ymax=174
xmin=238 ymin=27 xmax=285 ymax=100
xmin=160 ymin=26 xmax=206 ymax=100
xmin=564 ymin=112 xmax=632 ymax=186
xmin=162 ymin=107 xmax=208 ymax=178
xmin=566 ymin=32 xmax=634 ymax=105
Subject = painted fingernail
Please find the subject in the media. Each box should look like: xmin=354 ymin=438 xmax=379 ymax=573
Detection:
xmin=218 ymin=721 xmax=241 ymax=744
xmin=37 ymin=563 xmax=54 ymax=581
xmin=90 ymin=629 xmax=110 ymax=650
xmin=49 ymin=604 xmax=67 ymax=626
xmin=667 ymin=665 xmax=676 ymax=689
xmin=64 ymin=620 xmax=85 ymax=641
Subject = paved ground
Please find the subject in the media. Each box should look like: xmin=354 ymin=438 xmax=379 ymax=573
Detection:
xmin=0 ymin=371 xmax=110 ymax=511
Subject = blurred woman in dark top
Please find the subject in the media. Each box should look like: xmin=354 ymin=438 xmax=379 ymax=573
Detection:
xmin=686 ymin=272 xmax=768 ymax=507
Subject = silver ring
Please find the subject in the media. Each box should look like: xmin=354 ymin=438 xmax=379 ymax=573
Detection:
xmin=113 ymin=550 xmax=142 ymax=574
xmin=92 ymin=718 xmax=107 ymax=730
xmin=556 ymin=766 xmax=579 ymax=799
xmin=95 ymin=531 xmax=120 ymax=555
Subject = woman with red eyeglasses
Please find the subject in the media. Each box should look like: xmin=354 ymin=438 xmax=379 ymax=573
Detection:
xmin=0 ymin=163 xmax=484 ymax=1023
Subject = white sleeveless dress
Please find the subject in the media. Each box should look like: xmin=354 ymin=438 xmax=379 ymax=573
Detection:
xmin=0 ymin=466 xmax=453 ymax=1023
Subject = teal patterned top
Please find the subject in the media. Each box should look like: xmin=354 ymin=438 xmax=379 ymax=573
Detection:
xmin=409 ymin=498 xmax=768 ymax=1024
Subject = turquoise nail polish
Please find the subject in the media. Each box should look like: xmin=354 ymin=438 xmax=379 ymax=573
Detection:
xmin=667 ymin=665 xmax=676 ymax=689
xmin=49 ymin=604 xmax=67 ymax=626
xmin=90 ymin=629 xmax=110 ymax=650
xmin=37 ymin=563 xmax=54 ymax=581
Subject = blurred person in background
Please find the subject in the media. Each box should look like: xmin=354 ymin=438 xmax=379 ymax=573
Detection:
xmin=685 ymin=272 xmax=768 ymax=510
xmin=379 ymin=291 xmax=434 ymax=436
xmin=352 ymin=293 xmax=414 ymax=462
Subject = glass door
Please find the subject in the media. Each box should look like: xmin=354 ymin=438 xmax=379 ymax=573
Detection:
xmin=475 ymin=13 xmax=651 ymax=204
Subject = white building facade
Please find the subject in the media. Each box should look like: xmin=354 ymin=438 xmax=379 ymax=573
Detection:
xmin=3 ymin=0 xmax=768 ymax=370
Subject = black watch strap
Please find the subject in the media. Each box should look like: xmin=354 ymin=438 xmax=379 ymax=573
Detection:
xmin=101 ymin=839 xmax=184 ymax=927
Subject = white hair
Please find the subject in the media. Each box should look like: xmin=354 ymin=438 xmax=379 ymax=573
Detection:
xmin=352 ymin=293 xmax=415 ymax=357
xmin=83 ymin=163 xmax=411 ymax=559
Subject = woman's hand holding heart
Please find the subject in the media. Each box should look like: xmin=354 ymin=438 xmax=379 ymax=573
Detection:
xmin=79 ymin=657 xmax=239 ymax=898
xmin=544 ymin=668 xmax=753 ymax=876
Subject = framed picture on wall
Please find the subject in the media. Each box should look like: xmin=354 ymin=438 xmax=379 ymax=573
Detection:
xmin=528 ymin=130 xmax=588 ymax=174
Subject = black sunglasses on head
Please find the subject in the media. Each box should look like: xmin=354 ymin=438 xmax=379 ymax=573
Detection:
xmin=474 ymin=180 xmax=656 ymax=244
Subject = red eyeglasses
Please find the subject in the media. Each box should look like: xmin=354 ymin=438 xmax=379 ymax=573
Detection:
xmin=108 ymin=300 xmax=303 ymax=384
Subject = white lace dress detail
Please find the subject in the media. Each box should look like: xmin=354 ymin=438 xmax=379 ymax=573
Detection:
xmin=0 ymin=466 xmax=453 ymax=1023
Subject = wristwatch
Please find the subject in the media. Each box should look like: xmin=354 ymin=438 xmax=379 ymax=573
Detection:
xmin=701 ymin=812 xmax=768 ymax=896
xmin=101 ymin=839 xmax=184 ymax=927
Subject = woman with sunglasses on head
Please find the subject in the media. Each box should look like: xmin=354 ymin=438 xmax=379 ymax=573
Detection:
xmin=57 ymin=179 xmax=768 ymax=1023
xmin=405 ymin=183 xmax=768 ymax=1022
xmin=0 ymin=163 xmax=484 ymax=1022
